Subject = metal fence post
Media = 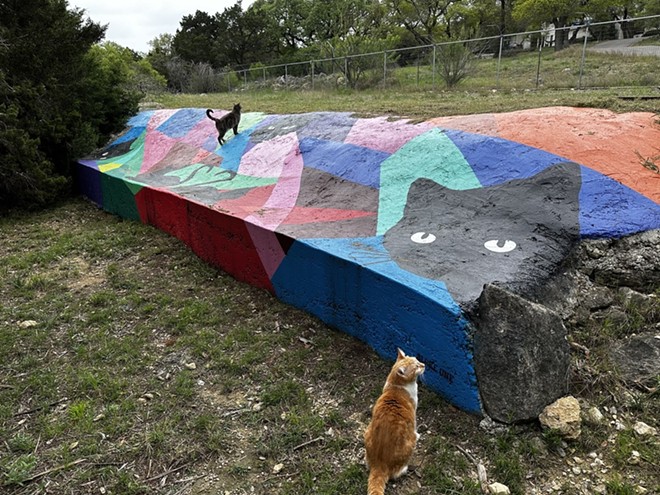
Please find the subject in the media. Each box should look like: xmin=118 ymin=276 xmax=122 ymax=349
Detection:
xmin=285 ymin=64 xmax=288 ymax=85
xmin=311 ymin=60 xmax=315 ymax=89
xmin=383 ymin=51 xmax=387 ymax=87
xmin=578 ymin=21 xmax=590 ymax=89
xmin=244 ymin=70 xmax=247 ymax=87
xmin=432 ymin=45 xmax=436 ymax=90
xmin=497 ymin=35 xmax=504 ymax=88
xmin=535 ymin=36 xmax=543 ymax=89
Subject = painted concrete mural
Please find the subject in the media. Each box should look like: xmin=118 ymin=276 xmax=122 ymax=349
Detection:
xmin=77 ymin=108 xmax=660 ymax=415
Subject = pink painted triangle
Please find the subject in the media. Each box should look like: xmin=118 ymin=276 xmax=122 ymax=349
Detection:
xmin=282 ymin=207 xmax=376 ymax=225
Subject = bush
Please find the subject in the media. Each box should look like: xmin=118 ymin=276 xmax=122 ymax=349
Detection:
xmin=436 ymin=42 xmax=474 ymax=88
xmin=0 ymin=0 xmax=143 ymax=211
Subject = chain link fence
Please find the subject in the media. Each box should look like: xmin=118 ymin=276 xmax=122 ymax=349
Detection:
xmin=200 ymin=15 xmax=660 ymax=93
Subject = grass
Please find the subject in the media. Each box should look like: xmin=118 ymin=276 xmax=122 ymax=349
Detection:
xmin=2 ymin=80 xmax=660 ymax=493
xmin=636 ymin=35 xmax=660 ymax=46
xmin=152 ymin=83 xmax=660 ymax=119
xmin=150 ymin=44 xmax=660 ymax=118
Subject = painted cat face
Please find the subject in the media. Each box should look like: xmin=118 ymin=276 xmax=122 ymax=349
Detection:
xmin=383 ymin=162 xmax=582 ymax=307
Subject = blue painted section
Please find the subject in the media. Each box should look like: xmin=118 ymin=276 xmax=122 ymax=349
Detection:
xmin=114 ymin=126 xmax=145 ymax=145
xmin=579 ymin=166 xmax=660 ymax=237
xmin=76 ymin=162 xmax=103 ymax=207
xmin=446 ymin=130 xmax=566 ymax=186
xmin=158 ymin=108 xmax=207 ymax=138
xmin=127 ymin=110 xmax=154 ymax=127
xmin=215 ymin=125 xmax=262 ymax=173
xmin=299 ymin=137 xmax=389 ymax=188
xmin=271 ymin=235 xmax=482 ymax=414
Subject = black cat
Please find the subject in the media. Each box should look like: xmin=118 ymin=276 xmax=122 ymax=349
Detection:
xmin=206 ymin=103 xmax=241 ymax=145
xmin=383 ymin=162 xmax=582 ymax=307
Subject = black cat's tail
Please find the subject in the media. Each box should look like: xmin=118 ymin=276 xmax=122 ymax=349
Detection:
xmin=206 ymin=109 xmax=219 ymax=122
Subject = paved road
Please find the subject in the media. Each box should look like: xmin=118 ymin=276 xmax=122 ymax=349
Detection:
xmin=590 ymin=38 xmax=660 ymax=57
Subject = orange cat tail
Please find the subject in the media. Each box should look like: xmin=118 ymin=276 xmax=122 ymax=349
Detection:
xmin=367 ymin=468 xmax=388 ymax=495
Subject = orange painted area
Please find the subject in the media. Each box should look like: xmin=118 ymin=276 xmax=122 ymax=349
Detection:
xmin=429 ymin=107 xmax=660 ymax=203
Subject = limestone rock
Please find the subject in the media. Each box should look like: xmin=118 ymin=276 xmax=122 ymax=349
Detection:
xmin=539 ymin=396 xmax=582 ymax=440
xmin=473 ymin=284 xmax=570 ymax=422
xmin=583 ymin=406 xmax=605 ymax=425
xmin=581 ymin=230 xmax=660 ymax=292
xmin=488 ymin=482 xmax=511 ymax=494
xmin=633 ymin=421 xmax=657 ymax=437
xmin=610 ymin=334 xmax=660 ymax=386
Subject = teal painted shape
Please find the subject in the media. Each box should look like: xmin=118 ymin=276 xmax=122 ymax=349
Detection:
xmin=97 ymin=132 xmax=147 ymax=179
xmin=377 ymin=128 xmax=481 ymax=235
xmin=165 ymin=167 xmax=277 ymax=190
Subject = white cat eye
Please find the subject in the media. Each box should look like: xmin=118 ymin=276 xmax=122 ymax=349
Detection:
xmin=411 ymin=232 xmax=436 ymax=244
xmin=484 ymin=239 xmax=517 ymax=253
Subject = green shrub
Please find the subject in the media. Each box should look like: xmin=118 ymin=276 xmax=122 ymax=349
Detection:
xmin=0 ymin=0 xmax=143 ymax=211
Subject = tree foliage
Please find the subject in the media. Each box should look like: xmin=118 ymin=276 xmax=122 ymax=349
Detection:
xmin=0 ymin=0 xmax=144 ymax=211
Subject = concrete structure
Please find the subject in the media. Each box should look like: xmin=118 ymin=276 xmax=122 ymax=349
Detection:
xmin=77 ymin=107 xmax=660 ymax=418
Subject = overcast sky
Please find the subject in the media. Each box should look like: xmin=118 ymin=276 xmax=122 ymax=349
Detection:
xmin=72 ymin=0 xmax=255 ymax=54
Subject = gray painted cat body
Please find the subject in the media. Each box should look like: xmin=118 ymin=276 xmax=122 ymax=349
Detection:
xmin=383 ymin=162 xmax=582 ymax=306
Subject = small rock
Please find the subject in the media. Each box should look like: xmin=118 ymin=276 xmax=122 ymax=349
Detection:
xmin=252 ymin=402 xmax=263 ymax=412
xmin=143 ymin=393 xmax=154 ymax=400
xmin=594 ymin=484 xmax=606 ymax=494
xmin=272 ymin=463 xmax=284 ymax=474
xmin=488 ymin=482 xmax=511 ymax=494
xmin=479 ymin=416 xmax=509 ymax=434
xmin=628 ymin=450 xmax=641 ymax=465
xmin=636 ymin=486 xmax=648 ymax=494
xmin=583 ymin=407 xmax=604 ymax=425
xmin=185 ymin=362 xmax=197 ymax=370
xmin=539 ymin=396 xmax=581 ymax=440
xmin=93 ymin=413 xmax=105 ymax=422
xmin=18 ymin=320 xmax=38 ymax=328
xmin=633 ymin=421 xmax=657 ymax=437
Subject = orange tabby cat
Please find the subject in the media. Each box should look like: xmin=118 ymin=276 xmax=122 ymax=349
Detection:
xmin=364 ymin=348 xmax=425 ymax=495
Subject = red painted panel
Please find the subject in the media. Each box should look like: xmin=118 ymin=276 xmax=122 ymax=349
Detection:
xmin=135 ymin=187 xmax=274 ymax=292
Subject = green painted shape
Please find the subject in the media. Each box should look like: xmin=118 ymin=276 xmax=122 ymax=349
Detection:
xmin=97 ymin=132 xmax=147 ymax=178
xmin=240 ymin=112 xmax=268 ymax=130
xmin=124 ymin=180 xmax=144 ymax=196
xmin=165 ymin=166 xmax=277 ymax=190
xmin=377 ymin=128 xmax=481 ymax=235
xmin=101 ymin=174 xmax=140 ymax=221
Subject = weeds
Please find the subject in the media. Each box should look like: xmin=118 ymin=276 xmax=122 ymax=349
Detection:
xmin=635 ymin=150 xmax=660 ymax=174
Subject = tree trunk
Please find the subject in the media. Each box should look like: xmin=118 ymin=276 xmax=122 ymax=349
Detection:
xmin=553 ymin=17 xmax=568 ymax=51
xmin=500 ymin=0 xmax=506 ymax=35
